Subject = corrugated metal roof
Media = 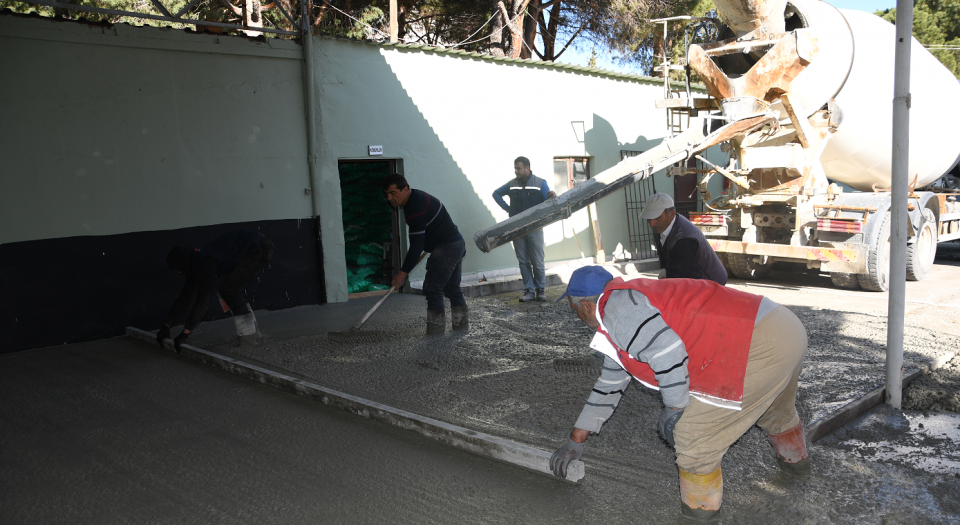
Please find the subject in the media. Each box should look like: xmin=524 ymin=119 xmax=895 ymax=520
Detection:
xmin=332 ymin=35 xmax=704 ymax=91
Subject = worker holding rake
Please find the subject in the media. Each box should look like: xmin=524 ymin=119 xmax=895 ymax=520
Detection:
xmin=383 ymin=174 xmax=468 ymax=335
xmin=550 ymin=266 xmax=808 ymax=521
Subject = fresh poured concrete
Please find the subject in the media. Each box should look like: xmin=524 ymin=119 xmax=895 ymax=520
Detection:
xmin=4 ymin=247 xmax=960 ymax=523
xmin=0 ymin=339 xmax=592 ymax=524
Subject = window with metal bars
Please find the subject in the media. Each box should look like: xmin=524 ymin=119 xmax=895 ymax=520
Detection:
xmin=621 ymin=150 xmax=658 ymax=260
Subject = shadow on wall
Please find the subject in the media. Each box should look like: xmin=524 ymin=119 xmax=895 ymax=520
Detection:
xmin=0 ymin=220 xmax=321 ymax=354
xmin=578 ymin=112 xmax=662 ymax=257
xmin=317 ymin=42 xmax=509 ymax=284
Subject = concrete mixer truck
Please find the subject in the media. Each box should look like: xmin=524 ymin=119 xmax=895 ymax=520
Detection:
xmin=473 ymin=0 xmax=960 ymax=291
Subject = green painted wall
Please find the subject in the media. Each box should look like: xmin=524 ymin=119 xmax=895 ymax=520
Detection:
xmin=0 ymin=16 xmax=312 ymax=244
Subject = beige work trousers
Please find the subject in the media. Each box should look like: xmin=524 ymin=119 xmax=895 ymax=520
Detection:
xmin=673 ymin=305 xmax=808 ymax=474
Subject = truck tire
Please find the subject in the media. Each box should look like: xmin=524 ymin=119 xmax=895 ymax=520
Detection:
xmin=830 ymin=272 xmax=860 ymax=290
xmin=717 ymin=252 xmax=733 ymax=279
xmin=858 ymin=212 xmax=891 ymax=292
xmin=906 ymin=209 xmax=937 ymax=281
xmin=728 ymin=253 xmax=774 ymax=279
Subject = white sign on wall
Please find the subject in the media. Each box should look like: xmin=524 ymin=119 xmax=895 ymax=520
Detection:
xmin=368 ymin=145 xmax=383 ymax=156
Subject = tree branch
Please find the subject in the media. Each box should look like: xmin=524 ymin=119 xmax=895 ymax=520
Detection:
xmin=497 ymin=1 xmax=521 ymax=39
xmin=217 ymin=0 xmax=242 ymax=16
xmin=554 ymin=22 xmax=585 ymax=60
xmin=532 ymin=44 xmax=544 ymax=59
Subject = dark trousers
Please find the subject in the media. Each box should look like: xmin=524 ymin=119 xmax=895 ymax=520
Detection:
xmin=422 ymin=238 xmax=466 ymax=312
xmin=218 ymin=234 xmax=274 ymax=315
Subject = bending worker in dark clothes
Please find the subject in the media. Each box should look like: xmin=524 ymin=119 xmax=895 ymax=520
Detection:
xmin=550 ymin=266 xmax=808 ymax=521
xmin=641 ymin=193 xmax=727 ymax=285
xmin=157 ymin=229 xmax=274 ymax=352
xmin=383 ymin=173 xmax=468 ymax=335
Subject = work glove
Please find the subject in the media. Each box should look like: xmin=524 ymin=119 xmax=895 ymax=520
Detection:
xmin=659 ymin=406 xmax=685 ymax=448
xmin=173 ymin=331 xmax=190 ymax=354
xmin=156 ymin=325 xmax=171 ymax=346
xmin=550 ymin=439 xmax=584 ymax=478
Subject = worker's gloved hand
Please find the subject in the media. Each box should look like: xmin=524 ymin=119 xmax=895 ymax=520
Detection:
xmin=156 ymin=325 xmax=171 ymax=346
xmin=550 ymin=439 xmax=584 ymax=478
xmin=173 ymin=331 xmax=190 ymax=354
xmin=659 ymin=406 xmax=685 ymax=447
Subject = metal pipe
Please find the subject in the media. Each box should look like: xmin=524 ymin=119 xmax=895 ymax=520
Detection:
xmin=474 ymin=129 xmax=701 ymax=252
xmin=301 ymin=2 xmax=325 ymax=303
xmin=886 ymin=0 xmax=913 ymax=409
xmin=684 ymin=27 xmax=691 ymax=100
xmin=473 ymin=113 xmax=775 ymax=252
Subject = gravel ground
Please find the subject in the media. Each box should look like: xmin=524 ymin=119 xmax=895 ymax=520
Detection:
xmin=193 ymin=282 xmax=960 ymax=440
xmin=179 ymin=277 xmax=960 ymax=523
xmin=905 ymin=353 xmax=960 ymax=412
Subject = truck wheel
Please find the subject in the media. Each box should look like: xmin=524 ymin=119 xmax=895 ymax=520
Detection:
xmin=830 ymin=272 xmax=860 ymax=290
xmin=858 ymin=212 xmax=891 ymax=292
xmin=728 ymin=253 xmax=774 ymax=279
xmin=906 ymin=209 xmax=937 ymax=281
xmin=717 ymin=252 xmax=733 ymax=278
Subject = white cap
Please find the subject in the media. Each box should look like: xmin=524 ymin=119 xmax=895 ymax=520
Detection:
xmin=639 ymin=193 xmax=675 ymax=219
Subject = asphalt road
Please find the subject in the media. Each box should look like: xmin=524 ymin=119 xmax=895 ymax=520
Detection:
xmin=722 ymin=240 xmax=960 ymax=338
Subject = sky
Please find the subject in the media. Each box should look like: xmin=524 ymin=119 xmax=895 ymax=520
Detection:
xmin=560 ymin=1 xmax=898 ymax=73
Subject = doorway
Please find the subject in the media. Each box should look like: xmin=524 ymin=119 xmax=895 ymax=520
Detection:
xmin=338 ymin=160 xmax=401 ymax=296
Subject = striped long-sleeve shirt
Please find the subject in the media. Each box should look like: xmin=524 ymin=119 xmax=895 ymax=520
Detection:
xmin=574 ymin=287 xmax=778 ymax=433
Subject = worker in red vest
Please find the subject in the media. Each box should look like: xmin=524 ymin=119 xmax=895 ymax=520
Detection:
xmin=549 ymin=266 xmax=808 ymax=521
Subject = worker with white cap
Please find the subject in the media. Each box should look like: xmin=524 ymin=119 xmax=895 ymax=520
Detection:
xmin=641 ymin=193 xmax=727 ymax=285
xmin=550 ymin=265 xmax=809 ymax=521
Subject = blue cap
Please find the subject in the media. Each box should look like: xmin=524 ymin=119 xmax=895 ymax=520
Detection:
xmin=556 ymin=266 xmax=614 ymax=303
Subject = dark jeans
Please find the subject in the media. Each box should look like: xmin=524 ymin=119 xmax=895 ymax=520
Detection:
xmin=422 ymin=237 xmax=466 ymax=312
xmin=218 ymin=234 xmax=274 ymax=315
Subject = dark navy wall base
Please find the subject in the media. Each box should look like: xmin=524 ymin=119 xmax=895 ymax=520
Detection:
xmin=1 ymin=219 xmax=325 ymax=353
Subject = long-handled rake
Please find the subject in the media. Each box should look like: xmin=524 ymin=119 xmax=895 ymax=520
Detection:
xmin=328 ymin=253 xmax=427 ymax=344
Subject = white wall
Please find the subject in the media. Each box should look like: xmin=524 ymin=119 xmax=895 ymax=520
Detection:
xmin=312 ymin=37 xmax=723 ymax=300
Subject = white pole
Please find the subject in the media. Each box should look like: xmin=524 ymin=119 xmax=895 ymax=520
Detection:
xmin=887 ymin=0 xmax=913 ymax=409
xmin=390 ymin=0 xmax=398 ymax=43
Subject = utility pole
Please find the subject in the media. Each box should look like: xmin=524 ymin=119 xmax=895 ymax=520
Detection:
xmin=887 ymin=0 xmax=913 ymax=409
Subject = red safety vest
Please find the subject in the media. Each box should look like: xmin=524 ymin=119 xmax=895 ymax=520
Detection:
xmin=595 ymin=278 xmax=762 ymax=409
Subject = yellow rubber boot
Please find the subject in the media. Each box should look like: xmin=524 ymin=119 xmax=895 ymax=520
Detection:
xmin=679 ymin=467 xmax=722 ymax=521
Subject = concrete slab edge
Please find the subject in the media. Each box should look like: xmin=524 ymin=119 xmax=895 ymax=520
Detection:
xmin=805 ymin=349 xmax=960 ymax=443
xmin=125 ymin=326 xmax=584 ymax=482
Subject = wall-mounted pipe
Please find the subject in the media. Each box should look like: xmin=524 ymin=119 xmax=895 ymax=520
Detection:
xmin=301 ymin=3 xmax=325 ymax=304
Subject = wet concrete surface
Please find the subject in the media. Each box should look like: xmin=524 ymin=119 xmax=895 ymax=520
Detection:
xmin=4 ymin=243 xmax=960 ymax=523
xmin=0 ymin=339 xmax=603 ymax=525
xmin=822 ymin=404 xmax=960 ymax=477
